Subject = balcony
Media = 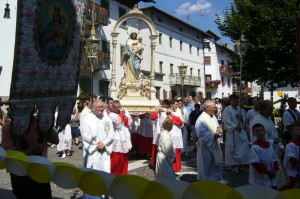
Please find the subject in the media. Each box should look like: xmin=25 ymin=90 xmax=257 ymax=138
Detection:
xmin=169 ymin=73 xmax=201 ymax=87
xmin=80 ymin=50 xmax=110 ymax=71
xmin=85 ymin=1 xmax=108 ymax=25
xmin=205 ymin=80 xmax=221 ymax=89
xmin=219 ymin=65 xmax=234 ymax=75
xmin=232 ymin=84 xmax=252 ymax=93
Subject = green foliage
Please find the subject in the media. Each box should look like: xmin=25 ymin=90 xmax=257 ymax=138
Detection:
xmin=216 ymin=0 xmax=300 ymax=90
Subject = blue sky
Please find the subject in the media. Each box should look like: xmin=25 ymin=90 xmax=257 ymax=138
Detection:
xmin=138 ymin=0 xmax=234 ymax=44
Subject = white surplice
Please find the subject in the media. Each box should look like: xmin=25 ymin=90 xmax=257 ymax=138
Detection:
xmin=109 ymin=111 xmax=132 ymax=153
xmin=170 ymin=110 xmax=184 ymax=149
xmin=195 ymin=112 xmax=223 ymax=182
xmin=249 ymin=142 xmax=278 ymax=187
xmin=155 ymin=130 xmax=176 ymax=179
xmin=57 ymin=124 xmax=72 ymax=152
xmin=152 ymin=110 xmax=168 ymax=145
xmin=250 ymin=113 xmax=288 ymax=188
xmin=222 ymin=105 xmax=249 ymax=165
xmin=81 ymin=113 xmax=114 ymax=172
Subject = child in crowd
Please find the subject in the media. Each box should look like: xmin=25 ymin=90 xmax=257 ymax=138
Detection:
xmin=155 ymin=118 xmax=176 ymax=179
xmin=283 ymin=126 xmax=300 ymax=189
xmin=249 ymin=123 xmax=279 ymax=188
xmin=57 ymin=124 xmax=72 ymax=158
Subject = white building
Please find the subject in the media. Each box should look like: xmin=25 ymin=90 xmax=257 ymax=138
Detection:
xmin=202 ymin=31 xmax=234 ymax=99
xmin=1 ymin=0 xmax=238 ymax=101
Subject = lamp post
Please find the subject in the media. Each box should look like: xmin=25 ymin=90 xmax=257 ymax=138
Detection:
xmin=178 ymin=64 xmax=188 ymax=98
xmin=236 ymin=36 xmax=248 ymax=111
xmin=84 ymin=1 xmax=101 ymax=103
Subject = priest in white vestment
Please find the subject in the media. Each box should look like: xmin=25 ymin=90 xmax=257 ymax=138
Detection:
xmin=81 ymin=99 xmax=114 ymax=172
xmin=155 ymin=118 xmax=176 ymax=179
xmin=195 ymin=100 xmax=223 ymax=182
xmin=222 ymin=95 xmax=249 ymax=172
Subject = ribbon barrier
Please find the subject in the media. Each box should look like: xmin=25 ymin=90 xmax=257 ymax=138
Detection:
xmin=0 ymin=147 xmax=299 ymax=199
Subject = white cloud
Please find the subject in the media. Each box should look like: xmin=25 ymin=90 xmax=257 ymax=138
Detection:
xmin=175 ymin=0 xmax=212 ymax=15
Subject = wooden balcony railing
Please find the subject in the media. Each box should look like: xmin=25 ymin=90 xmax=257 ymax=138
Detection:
xmin=219 ymin=65 xmax=234 ymax=75
xmin=86 ymin=1 xmax=109 ymax=25
xmin=169 ymin=73 xmax=201 ymax=86
xmin=81 ymin=50 xmax=110 ymax=71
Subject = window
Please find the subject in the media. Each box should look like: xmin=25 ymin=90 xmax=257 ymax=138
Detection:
xmin=80 ymin=77 xmax=91 ymax=94
xmin=204 ymin=56 xmax=211 ymax=65
xmin=102 ymin=40 xmax=110 ymax=52
xmin=169 ymin=37 xmax=172 ymax=48
xmin=205 ymin=75 xmax=211 ymax=81
xmin=189 ymin=44 xmax=192 ymax=54
xmin=190 ymin=68 xmax=193 ymax=76
xmin=99 ymin=80 xmax=109 ymax=98
xmin=159 ymin=61 xmax=163 ymax=73
xmin=101 ymin=0 xmax=109 ymax=13
xmin=170 ymin=63 xmax=174 ymax=75
xmin=206 ymin=92 xmax=212 ymax=99
xmin=159 ymin=33 xmax=162 ymax=44
xmin=221 ymin=76 xmax=224 ymax=82
xmin=227 ymin=78 xmax=231 ymax=84
xmin=119 ymin=7 xmax=126 ymax=26
xmin=180 ymin=41 xmax=183 ymax=51
xmin=198 ymin=69 xmax=200 ymax=77
xmin=197 ymin=47 xmax=199 ymax=56
xmin=222 ymin=93 xmax=224 ymax=98
xmin=221 ymin=59 xmax=225 ymax=66
xmin=204 ymin=42 xmax=210 ymax=48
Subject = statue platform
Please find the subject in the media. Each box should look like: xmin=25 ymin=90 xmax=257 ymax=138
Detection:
xmin=120 ymin=96 xmax=160 ymax=114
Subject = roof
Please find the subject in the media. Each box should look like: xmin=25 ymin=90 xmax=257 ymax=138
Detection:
xmin=206 ymin=30 xmax=221 ymax=41
xmin=115 ymin=0 xmax=156 ymax=8
xmin=140 ymin=6 xmax=211 ymax=38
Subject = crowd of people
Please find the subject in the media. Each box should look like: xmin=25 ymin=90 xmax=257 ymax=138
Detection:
xmin=1 ymin=94 xmax=300 ymax=198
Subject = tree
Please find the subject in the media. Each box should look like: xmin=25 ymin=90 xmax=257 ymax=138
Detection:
xmin=216 ymin=0 xmax=300 ymax=90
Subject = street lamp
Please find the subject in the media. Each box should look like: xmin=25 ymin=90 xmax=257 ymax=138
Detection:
xmin=178 ymin=64 xmax=188 ymax=98
xmin=236 ymin=36 xmax=248 ymax=110
xmin=84 ymin=1 xmax=101 ymax=102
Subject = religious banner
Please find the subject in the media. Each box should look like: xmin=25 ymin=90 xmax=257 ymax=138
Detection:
xmin=297 ymin=18 xmax=300 ymax=75
xmin=9 ymin=0 xmax=85 ymax=134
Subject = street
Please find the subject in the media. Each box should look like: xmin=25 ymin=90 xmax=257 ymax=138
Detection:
xmin=0 ymin=143 xmax=249 ymax=199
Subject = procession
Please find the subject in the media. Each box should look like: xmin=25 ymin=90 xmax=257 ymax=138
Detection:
xmin=1 ymin=0 xmax=300 ymax=198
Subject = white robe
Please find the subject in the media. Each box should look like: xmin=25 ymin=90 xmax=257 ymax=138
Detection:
xmin=109 ymin=111 xmax=132 ymax=153
xmin=195 ymin=112 xmax=223 ymax=182
xmin=155 ymin=130 xmax=176 ymax=179
xmin=250 ymin=114 xmax=281 ymax=144
xmin=81 ymin=113 xmax=114 ymax=172
xmin=152 ymin=110 xmax=167 ymax=145
xmin=223 ymin=105 xmax=249 ymax=165
xmin=249 ymin=142 xmax=278 ymax=187
xmin=170 ymin=110 xmax=184 ymax=149
xmin=57 ymin=124 xmax=72 ymax=152
xmin=181 ymin=108 xmax=189 ymax=153
xmin=250 ymin=114 xmax=288 ymax=187
xmin=284 ymin=142 xmax=300 ymax=178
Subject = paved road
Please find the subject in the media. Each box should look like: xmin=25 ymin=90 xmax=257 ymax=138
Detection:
xmin=0 ymin=143 xmax=249 ymax=199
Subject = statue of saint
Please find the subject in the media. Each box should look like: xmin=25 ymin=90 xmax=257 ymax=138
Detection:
xmin=122 ymin=32 xmax=144 ymax=83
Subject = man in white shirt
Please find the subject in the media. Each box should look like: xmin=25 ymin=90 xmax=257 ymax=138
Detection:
xmin=80 ymin=99 xmax=114 ymax=199
xmin=282 ymin=97 xmax=300 ymax=144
